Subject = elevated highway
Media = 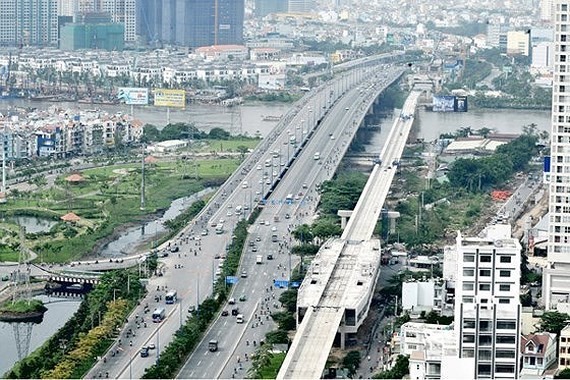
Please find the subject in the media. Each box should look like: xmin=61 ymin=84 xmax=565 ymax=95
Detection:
xmin=176 ymin=67 xmax=407 ymax=379
xmin=277 ymin=91 xmax=421 ymax=379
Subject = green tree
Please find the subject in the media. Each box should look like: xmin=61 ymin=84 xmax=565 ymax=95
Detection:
xmin=557 ymin=368 xmax=570 ymax=379
xmin=279 ymin=290 xmax=298 ymax=313
xmin=538 ymin=311 xmax=570 ymax=336
xmin=292 ymin=224 xmax=313 ymax=244
xmin=342 ymin=350 xmax=361 ymax=378
xmin=373 ymin=355 xmax=409 ymax=379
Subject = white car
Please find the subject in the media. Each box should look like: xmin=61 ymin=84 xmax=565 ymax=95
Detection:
xmin=257 ymin=165 xmax=262 ymax=170
xmin=226 ymin=211 xmax=233 ymax=217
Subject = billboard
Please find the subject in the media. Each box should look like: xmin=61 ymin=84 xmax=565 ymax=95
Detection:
xmin=117 ymin=87 xmax=149 ymax=105
xmin=432 ymin=95 xmax=456 ymax=112
xmin=154 ymin=89 xmax=186 ymax=108
xmin=432 ymin=95 xmax=468 ymax=112
xmin=455 ymin=96 xmax=468 ymax=112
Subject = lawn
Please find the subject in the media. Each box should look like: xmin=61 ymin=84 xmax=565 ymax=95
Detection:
xmin=0 ymin=156 xmax=242 ymax=263
xmin=192 ymin=138 xmax=260 ymax=153
xmin=258 ymin=352 xmax=287 ymax=379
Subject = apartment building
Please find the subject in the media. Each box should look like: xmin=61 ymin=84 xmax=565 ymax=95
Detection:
xmin=544 ymin=0 xmax=570 ymax=311
xmin=455 ymin=224 xmax=522 ymax=379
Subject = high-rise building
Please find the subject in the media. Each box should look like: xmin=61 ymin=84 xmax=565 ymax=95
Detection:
xmin=136 ymin=0 xmax=243 ymax=47
xmin=0 ymin=0 xmax=58 ymax=46
xmin=254 ymin=0 xmax=287 ymax=17
xmin=76 ymin=0 xmax=136 ymax=42
xmin=541 ymin=0 xmax=555 ymax=22
xmin=288 ymin=0 xmax=315 ymax=13
xmin=544 ymin=0 xmax=570 ymax=311
xmin=454 ymin=225 xmax=521 ymax=379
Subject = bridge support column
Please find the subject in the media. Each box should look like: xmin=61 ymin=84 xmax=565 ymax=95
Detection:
xmin=337 ymin=210 xmax=353 ymax=229
xmin=340 ymin=329 xmax=346 ymax=350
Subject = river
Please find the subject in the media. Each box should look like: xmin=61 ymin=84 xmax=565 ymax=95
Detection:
xmin=0 ymin=296 xmax=81 ymax=376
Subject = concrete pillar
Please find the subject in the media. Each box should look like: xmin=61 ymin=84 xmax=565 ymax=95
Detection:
xmin=340 ymin=329 xmax=346 ymax=350
xmin=338 ymin=210 xmax=353 ymax=229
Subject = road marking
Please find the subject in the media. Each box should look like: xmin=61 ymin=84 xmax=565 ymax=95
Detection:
xmin=198 ymin=360 xmax=202 ymax=365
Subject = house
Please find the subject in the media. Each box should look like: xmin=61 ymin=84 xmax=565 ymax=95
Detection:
xmin=520 ymin=332 xmax=557 ymax=378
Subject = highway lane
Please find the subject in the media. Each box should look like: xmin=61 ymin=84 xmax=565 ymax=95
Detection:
xmin=86 ymin=65 xmax=383 ymax=379
xmin=177 ymin=67 xmax=406 ymax=379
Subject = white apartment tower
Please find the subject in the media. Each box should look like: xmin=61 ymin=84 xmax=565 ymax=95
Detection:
xmin=544 ymin=0 xmax=570 ymax=310
xmin=455 ymin=225 xmax=521 ymax=379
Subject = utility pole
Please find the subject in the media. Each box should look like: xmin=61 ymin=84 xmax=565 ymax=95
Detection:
xmin=140 ymin=145 xmax=145 ymax=210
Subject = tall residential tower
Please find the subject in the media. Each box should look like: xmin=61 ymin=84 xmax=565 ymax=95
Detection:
xmin=544 ymin=0 xmax=570 ymax=310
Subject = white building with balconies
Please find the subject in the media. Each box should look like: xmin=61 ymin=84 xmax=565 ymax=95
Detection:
xmin=455 ymin=224 xmax=522 ymax=379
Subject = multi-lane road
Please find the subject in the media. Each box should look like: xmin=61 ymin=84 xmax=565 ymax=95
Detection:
xmin=177 ymin=67 xmax=406 ymax=379
xmin=84 ymin=62 xmax=403 ymax=379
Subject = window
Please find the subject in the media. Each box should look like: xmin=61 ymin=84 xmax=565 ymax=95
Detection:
xmin=495 ymin=364 xmax=515 ymax=374
xmin=496 ymin=335 xmax=516 ymax=344
xmin=463 ymin=283 xmax=474 ymax=291
xmin=463 ymin=268 xmax=474 ymax=276
xmin=497 ymin=321 xmax=516 ymax=330
xmin=500 ymin=256 xmax=511 ymax=263
xmin=499 ymin=298 xmax=510 ymax=304
xmin=499 ymin=284 xmax=511 ymax=292
xmin=462 ymin=348 xmax=475 ymax=358
xmin=462 ymin=296 xmax=474 ymax=303
xmin=496 ymin=350 xmax=515 ymax=358
xmin=480 ymin=255 xmax=491 ymax=263
xmin=479 ymin=283 xmax=491 ymax=291
xmin=480 ymin=269 xmax=491 ymax=277
xmin=499 ymin=270 xmax=511 ymax=277
xmin=463 ymin=320 xmax=476 ymax=329
xmin=463 ymin=334 xmax=475 ymax=343
xmin=464 ymin=254 xmax=475 ymax=262
xmin=479 ymin=335 xmax=493 ymax=346
xmin=478 ymin=364 xmax=492 ymax=376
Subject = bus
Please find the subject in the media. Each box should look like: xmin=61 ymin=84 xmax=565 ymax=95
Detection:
xmin=165 ymin=290 xmax=177 ymax=304
xmin=152 ymin=308 xmax=166 ymax=323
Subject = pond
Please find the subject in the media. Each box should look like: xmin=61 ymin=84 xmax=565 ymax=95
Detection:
xmin=98 ymin=188 xmax=214 ymax=257
xmin=8 ymin=216 xmax=58 ymax=234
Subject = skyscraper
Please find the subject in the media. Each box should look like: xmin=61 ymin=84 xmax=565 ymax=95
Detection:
xmin=0 ymin=0 xmax=58 ymax=46
xmin=254 ymin=0 xmax=287 ymax=17
xmin=136 ymin=0 xmax=243 ymax=47
xmin=288 ymin=0 xmax=315 ymax=13
xmin=76 ymin=0 xmax=136 ymax=42
xmin=544 ymin=0 xmax=570 ymax=310
xmin=455 ymin=225 xmax=521 ymax=379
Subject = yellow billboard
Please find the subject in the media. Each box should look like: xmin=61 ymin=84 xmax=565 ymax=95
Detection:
xmin=154 ymin=89 xmax=186 ymax=108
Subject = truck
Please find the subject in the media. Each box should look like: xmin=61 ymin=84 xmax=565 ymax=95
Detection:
xmin=236 ymin=314 xmax=244 ymax=323
xmin=313 ymin=152 xmax=320 ymax=160
xmin=208 ymin=340 xmax=218 ymax=352
xmin=256 ymin=255 xmax=263 ymax=264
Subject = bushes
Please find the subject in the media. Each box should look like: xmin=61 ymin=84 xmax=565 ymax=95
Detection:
xmin=5 ymin=270 xmax=145 ymax=379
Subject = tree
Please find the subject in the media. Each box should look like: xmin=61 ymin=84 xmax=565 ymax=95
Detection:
xmin=538 ymin=311 xmax=570 ymax=336
xmin=292 ymin=224 xmax=313 ymax=244
xmin=236 ymin=145 xmax=249 ymax=158
xmin=279 ymin=290 xmax=298 ymax=313
xmin=557 ymin=368 xmax=570 ymax=379
xmin=312 ymin=218 xmax=342 ymax=241
xmin=342 ymin=350 xmax=361 ymax=378
xmin=209 ymin=127 xmax=230 ymax=140
xmin=373 ymin=355 xmax=409 ymax=379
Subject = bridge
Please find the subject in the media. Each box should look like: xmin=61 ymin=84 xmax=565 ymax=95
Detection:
xmin=277 ymin=91 xmax=421 ymax=379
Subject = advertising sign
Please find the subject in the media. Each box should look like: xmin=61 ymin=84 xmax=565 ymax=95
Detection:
xmin=154 ymin=89 xmax=186 ymax=108
xmin=117 ymin=87 xmax=149 ymax=105
xmin=455 ymin=96 xmax=468 ymax=112
xmin=432 ymin=95 xmax=456 ymax=112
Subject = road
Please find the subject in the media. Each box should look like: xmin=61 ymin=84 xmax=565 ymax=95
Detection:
xmin=177 ymin=67 xmax=406 ymax=379
xmin=85 ymin=63 xmax=399 ymax=379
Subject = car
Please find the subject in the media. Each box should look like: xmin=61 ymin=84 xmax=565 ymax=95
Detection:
xmin=201 ymin=229 xmax=208 ymax=236
xmin=188 ymin=306 xmax=196 ymax=313
xmin=148 ymin=343 xmax=156 ymax=350
xmin=241 ymin=270 xmax=248 ymax=278
xmin=266 ymin=179 xmax=271 ymax=185
xmin=140 ymin=347 xmax=150 ymax=357
xmin=345 ymin=107 xmax=350 ymax=110
xmin=285 ymin=213 xmax=291 ymax=219
xmin=231 ymin=308 xmax=240 ymax=316
xmin=211 ymin=220 xmax=218 ymax=227
xmin=239 ymin=295 xmax=247 ymax=302
xmin=264 ymin=220 xmax=270 ymax=226
xmin=255 ymin=236 xmax=261 ymax=242
xmin=221 ymin=310 xmax=229 ymax=316
xmin=271 ymin=226 xmax=277 ymax=232
xmin=259 ymin=219 xmax=265 ymax=225
xmin=302 ymin=183 xmax=308 ymax=189
xmin=257 ymin=165 xmax=262 ymax=170
xmin=267 ymin=254 xmax=273 ymax=260
xmin=330 ymin=135 xmax=335 ymax=140
xmin=252 ymin=246 xmax=258 ymax=252
xmin=242 ymin=181 xmax=248 ymax=189
xmin=219 ymin=218 xmax=225 ymax=224
xmin=226 ymin=210 xmax=233 ymax=217
xmin=249 ymin=240 xmax=255 ymax=247
xmin=229 ymin=297 xmax=236 ymax=304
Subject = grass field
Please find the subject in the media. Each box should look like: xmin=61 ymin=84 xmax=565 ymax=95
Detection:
xmin=0 ymin=156 xmax=244 ymax=263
